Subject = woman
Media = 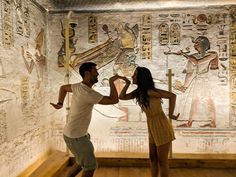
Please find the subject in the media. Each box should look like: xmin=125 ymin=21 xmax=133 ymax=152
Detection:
xmin=119 ymin=67 xmax=179 ymax=177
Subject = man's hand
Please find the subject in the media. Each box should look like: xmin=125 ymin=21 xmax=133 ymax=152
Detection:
xmin=50 ymin=102 xmax=63 ymax=109
xmin=109 ymin=75 xmax=123 ymax=83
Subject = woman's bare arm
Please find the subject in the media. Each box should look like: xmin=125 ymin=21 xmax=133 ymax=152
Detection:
xmin=118 ymin=77 xmax=135 ymax=100
xmin=148 ymin=89 xmax=179 ymax=120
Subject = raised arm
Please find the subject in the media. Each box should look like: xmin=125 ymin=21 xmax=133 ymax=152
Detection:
xmin=98 ymin=75 xmax=120 ymax=105
xmin=148 ymin=89 xmax=179 ymax=120
xmin=119 ymin=76 xmax=135 ymax=100
xmin=50 ymin=84 xmax=72 ymax=109
xmin=21 ymin=46 xmax=35 ymax=74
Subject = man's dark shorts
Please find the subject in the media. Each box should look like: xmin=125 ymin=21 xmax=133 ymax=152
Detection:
xmin=63 ymin=134 xmax=97 ymax=171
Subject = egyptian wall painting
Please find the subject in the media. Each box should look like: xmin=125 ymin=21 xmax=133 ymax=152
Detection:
xmin=49 ymin=6 xmax=236 ymax=155
xmin=0 ymin=1 xmax=51 ymax=176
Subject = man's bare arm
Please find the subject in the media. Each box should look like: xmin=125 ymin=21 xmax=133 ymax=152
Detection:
xmin=50 ymin=84 xmax=72 ymax=109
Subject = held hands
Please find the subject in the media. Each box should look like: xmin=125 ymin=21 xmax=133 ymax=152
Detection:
xmin=109 ymin=75 xmax=120 ymax=82
xmin=109 ymin=75 xmax=129 ymax=83
xmin=169 ymin=113 xmax=180 ymax=120
xmin=118 ymin=76 xmax=131 ymax=85
xmin=50 ymin=102 xmax=63 ymax=109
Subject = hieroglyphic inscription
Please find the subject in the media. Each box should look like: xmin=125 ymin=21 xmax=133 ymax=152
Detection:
xmin=141 ymin=14 xmax=152 ymax=59
xmin=170 ymin=23 xmax=180 ymax=45
xmin=217 ymin=39 xmax=228 ymax=61
xmin=88 ymin=15 xmax=97 ymax=43
xmin=2 ymin=0 xmax=13 ymax=47
xmin=92 ymin=136 xmax=148 ymax=152
xmin=23 ymin=0 xmax=30 ymax=38
xmin=182 ymin=13 xmax=193 ymax=30
xmin=231 ymin=62 xmax=236 ymax=126
xmin=20 ymin=76 xmax=29 ymax=108
xmin=14 ymin=0 xmax=24 ymax=35
xmin=230 ymin=8 xmax=236 ymax=126
xmin=159 ymin=23 xmax=169 ymax=45
xmin=0 ymin=110 xmax=7 ymax=144
xmin=14 ymin=0 xmax=30 ymax=37
xmin=0 ymin=57 xmax=6 ymax=78
xmin=231 ymin=30 xmax=236 ymax=56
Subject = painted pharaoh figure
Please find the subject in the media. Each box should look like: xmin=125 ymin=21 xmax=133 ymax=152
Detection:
xmin=175 ymin=36 xmax=219 ymax=128
xmin=21 ymin=28 xmax=47 ymax=86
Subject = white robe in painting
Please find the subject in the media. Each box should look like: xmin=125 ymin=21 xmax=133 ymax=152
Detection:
xmin=177 ymin=52 xmax=217 ymax=127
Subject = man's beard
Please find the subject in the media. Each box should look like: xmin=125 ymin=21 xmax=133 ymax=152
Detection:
xmin=91 ymin=78 xmax=98 ymax=84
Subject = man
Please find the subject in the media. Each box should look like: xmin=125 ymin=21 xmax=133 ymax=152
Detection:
xmin=177 ymin=36 xmax=218 ymax=128
xmin=51 ymin=62 xmax=120 ymax=177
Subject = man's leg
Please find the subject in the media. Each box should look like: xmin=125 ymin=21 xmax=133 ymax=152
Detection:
xmin=67 ymin=161 xmax=82 ymax=177
xmin=80 ymin=135 xmax=97 ymax=177
xmin=81 ymin=170 xmax=95 ymax=177
xmin=59 ymin=158 xmax=82 ymax=177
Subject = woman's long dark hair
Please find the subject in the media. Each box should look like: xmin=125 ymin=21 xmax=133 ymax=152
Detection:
xmin=133 ymin=67 xmax=155 ymax=109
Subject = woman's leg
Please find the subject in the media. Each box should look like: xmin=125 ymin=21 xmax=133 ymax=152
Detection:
xmin=157 ymin=142 xmax=171 ymax=177
xmin=149 ymin=143 xmax=159 ymax=177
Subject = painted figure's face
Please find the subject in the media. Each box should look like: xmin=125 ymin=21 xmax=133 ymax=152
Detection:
xmin=89 ymin=66 xmax=99 ymax=84
xmin=194 ymin=38 xmax=202 ymax=52
xmin=132 ymin=69 xmax=138 ymax=84
xmin=194 ymin=37 xmax=208 ymax=54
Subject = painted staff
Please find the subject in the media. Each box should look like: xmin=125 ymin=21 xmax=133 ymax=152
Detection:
xmin=64 ymin=10 xmax=73 ymax=154
xmin=166 ymin=69 xmax=174 ymax=158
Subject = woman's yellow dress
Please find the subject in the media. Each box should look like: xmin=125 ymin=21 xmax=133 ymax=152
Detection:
xmin=143 ymin=97 xmax=175 ymax=146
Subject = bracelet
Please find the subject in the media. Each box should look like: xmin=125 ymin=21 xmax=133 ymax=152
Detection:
xmin=57 ymin=102 xmax=63 ymax=106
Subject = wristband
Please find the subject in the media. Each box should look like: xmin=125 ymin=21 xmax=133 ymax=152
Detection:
xmin=57 ymin=102 xmax=63 ymax=106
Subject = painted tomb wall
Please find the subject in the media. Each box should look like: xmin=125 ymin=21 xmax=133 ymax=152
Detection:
xmin=1 ymin=2 xmax=236 ymax=177
xmin=0 ymin=0 xmax=52 ymax=176
xmin=47 ymin=5 xmax=236 ymax=155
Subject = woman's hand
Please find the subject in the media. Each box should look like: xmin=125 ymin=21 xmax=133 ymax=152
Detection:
xmin=169 ymin=113 xmax=180 ymax=120
xmin=50 ymin=102 xmax=63 ymax=109
xmin=109 ymin=75 xmax=121 ymax=83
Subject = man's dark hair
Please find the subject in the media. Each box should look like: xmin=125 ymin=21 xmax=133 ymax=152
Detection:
xmin=79 ymin=62 xmax=97 ymax=78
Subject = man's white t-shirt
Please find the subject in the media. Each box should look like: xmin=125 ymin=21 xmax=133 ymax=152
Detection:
xmin=63 ymin=82 xmax=103 ymax=138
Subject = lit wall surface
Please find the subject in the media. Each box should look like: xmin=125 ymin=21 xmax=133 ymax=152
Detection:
xmin=0 ymin=1 xmax=52 ymax=177
xmin=0 ymin=1 xmax=236 ymax=177
xmin=48 ymin=6 xmax=236 ymax=154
